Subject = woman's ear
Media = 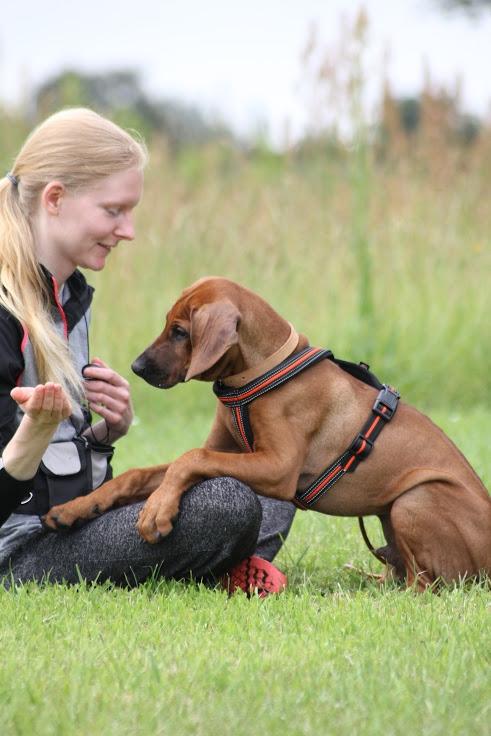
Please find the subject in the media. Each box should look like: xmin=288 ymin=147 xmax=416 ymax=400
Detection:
xmin=41 ymin=181 xmax=66 ymax=215
xmin=185 ymin=300 xmax=240 ymax=381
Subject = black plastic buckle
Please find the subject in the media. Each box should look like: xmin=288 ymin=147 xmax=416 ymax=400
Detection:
xmin=346 ymin=433 xmax=374 ymax=470
xmin=373 ymin=385 xmax=400 ymax=420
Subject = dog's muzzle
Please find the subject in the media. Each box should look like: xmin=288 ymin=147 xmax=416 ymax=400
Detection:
xmin=131 ymin=354 xmax=182 ymax=389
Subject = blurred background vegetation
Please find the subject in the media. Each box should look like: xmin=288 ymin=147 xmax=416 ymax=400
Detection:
xmin=1 ymin=10 xmax=489 ymax=466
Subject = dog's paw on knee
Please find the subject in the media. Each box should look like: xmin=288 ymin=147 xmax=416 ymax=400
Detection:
xmin=139 ymin=527 xmax=164 ymax=544
xmin=41 ymin=513 xmax=72 ymax=532
xmin=157 ymin=520 xmax=174 ymax=538
xmin=138 ymin=518 xmax=173 ymax=544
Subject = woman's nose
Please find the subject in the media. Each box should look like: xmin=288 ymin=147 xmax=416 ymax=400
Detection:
xmin=115 ymin=212 xmax=135 ymax=241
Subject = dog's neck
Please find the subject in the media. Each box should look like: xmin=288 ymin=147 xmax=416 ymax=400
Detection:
xmin=221 ymin=323 xmax=300 ymax=387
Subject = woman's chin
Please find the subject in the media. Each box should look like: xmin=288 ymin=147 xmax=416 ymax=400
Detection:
xmin=84 ymin=257 xmax=109 ymax=272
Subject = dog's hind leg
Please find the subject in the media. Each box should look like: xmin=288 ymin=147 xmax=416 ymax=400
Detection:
xmin=372 ymin=513 xmax=406 ymax=582
xmin=390 ymin=482 xmax=491 ymax=591
xmin=345 ymin=514 xmax=405 ymax=584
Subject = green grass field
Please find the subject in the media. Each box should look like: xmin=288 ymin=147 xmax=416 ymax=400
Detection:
xmin=1 ymin=410 xmax=490 ymax=736
xmin=0 ymin=571 xmax=489 ymax=736
xmin=1 ymin=140 xmax=490 ymax=735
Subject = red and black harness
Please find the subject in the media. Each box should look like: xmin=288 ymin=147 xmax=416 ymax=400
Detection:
xmin=213 ymin=346 xmax=400 ymax=516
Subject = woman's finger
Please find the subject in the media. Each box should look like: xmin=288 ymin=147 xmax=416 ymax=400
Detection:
xmin=84 ymin=380 xmax=130 ymax=403
xmin=61 ymin=395 xmax=73 ymax=419
xmin=50 ymin=384 xmax=63 ymax=415
xmin=83 ymin=360 xmax=128 ymax=388
xmin=87 ymin=401 xmax=130 ymax=427
xmin=27 ymin=385 xmax=47 ymax=413
xmin=10 ymin=386 xmax=35 ymax=406
xmin=40 ymin=382 xmax=56 ymax=414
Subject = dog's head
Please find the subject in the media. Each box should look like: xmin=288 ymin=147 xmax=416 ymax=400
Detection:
xmin=132 ymin=278 xmax=241 ymax=388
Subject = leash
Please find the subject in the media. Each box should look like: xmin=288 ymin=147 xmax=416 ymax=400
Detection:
xmin=214 ymin=341 xmax=400 ymax=563
xmin=358 ymin=517 xmax=389 ymax=565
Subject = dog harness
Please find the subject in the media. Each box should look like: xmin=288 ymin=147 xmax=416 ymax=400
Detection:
xmin=213 ymin=346 xmax=400 ymax=510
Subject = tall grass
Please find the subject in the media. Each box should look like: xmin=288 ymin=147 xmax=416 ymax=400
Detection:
xmin=87 ymin=138 xmax=491 ymax=425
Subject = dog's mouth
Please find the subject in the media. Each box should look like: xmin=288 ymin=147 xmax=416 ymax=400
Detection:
xmin=155 ymin=375 xmax=186 ymax=389
xmin=136 ymin=372 xmax=182 ymax=390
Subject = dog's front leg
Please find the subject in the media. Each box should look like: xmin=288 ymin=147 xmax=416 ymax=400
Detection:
xmin=42 ymin=463 xmax=170 ymax=531
xmin=137 ymin=444 xmax=302 ymax=543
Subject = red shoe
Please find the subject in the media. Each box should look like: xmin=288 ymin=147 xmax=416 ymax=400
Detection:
xmin=221 ymin=556 xmax=287 ymax=598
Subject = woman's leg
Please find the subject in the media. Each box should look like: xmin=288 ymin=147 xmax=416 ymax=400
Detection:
xmin=0 ymin=478 xmax=262 ymax=586
xmin=254 ymin=497 xmax=296 ymax=561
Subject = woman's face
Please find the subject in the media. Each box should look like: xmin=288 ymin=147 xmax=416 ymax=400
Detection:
xmin=37 ymin=167 xmax=144 ymax=281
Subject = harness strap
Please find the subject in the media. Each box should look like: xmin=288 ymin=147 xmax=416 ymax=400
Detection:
xmin=294 ymin=384 xmax=400 ymax=508
xmin=214 ymin=346 xmax=333 ymax=452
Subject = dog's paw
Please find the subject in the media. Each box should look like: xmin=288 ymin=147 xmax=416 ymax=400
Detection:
xmin=42 ymin=499 xmax=100 ymax=531
xmin=42 ymin=505 xmax=79 ymax=531
xmin=136 ymin=495 xmax=178 ymax=544
xmin=137 ymin=511 xmax=174 ymax=543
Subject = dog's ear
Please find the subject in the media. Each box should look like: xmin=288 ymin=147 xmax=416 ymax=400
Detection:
xmin=185 ymin=300 xmax=240 ymax=381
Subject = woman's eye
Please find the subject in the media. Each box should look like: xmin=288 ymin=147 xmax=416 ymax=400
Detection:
xmin=171 ymin=325 xmax=188 ymax=340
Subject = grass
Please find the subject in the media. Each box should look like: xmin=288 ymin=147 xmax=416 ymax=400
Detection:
xmin=0 ymin=409 xmax=489 ymax=736
xmin=0 ymin=580 xmax=490 ymax=736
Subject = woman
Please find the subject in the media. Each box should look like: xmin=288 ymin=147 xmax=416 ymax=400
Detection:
xmin=0 ymin=108 xmax=295 ymax=591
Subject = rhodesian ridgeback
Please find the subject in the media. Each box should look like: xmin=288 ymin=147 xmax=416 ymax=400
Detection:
xmin=43 ymin=277 xmax=491 ymax=590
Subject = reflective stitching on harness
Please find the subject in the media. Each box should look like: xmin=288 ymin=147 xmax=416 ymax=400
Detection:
xmin=216 ymin=347 xmax=332 ymax=405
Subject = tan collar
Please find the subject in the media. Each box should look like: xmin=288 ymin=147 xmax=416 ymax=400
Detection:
xmin=222 ymin=323 xmax=300 ymax=388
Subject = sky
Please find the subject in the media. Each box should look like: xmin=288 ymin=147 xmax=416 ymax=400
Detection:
xmin=1 ymin=0 xmax=490 ymax=144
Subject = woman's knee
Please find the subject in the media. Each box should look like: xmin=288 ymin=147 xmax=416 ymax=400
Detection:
xmin=180 ymin=477 xmax=262 ymax=544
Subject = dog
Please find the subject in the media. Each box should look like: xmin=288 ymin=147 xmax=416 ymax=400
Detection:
xmin=43 ymin=277 xmax=491 ymax=590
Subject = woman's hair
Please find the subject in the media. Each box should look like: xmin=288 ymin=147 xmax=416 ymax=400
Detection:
xmin=0 ymin=108 xmax=147 ymax=399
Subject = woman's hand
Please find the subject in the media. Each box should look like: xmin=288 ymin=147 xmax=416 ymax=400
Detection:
xmin=3 ymin=383 xmax=73 ymax=481
xmin=82 ymin=357 xmax=133 ymax=441
xmin=10 ymin=383 xmax=72 ymax=428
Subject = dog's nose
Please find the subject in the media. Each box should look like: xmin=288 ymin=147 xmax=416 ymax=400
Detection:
xmin=131 ymin=355 xmax=147 ymax=377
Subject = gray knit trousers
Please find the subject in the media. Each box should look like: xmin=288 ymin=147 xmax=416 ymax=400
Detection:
xmin=0 ymin=478 xmax=296 ymax=587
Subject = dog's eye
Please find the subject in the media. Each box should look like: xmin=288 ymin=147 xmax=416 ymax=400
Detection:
xmin=170 ymin=325 xmax=189 ymax=340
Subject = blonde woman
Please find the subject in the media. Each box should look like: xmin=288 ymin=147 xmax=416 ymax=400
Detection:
xmin=0 ymin=108 xmax=294 ymax=591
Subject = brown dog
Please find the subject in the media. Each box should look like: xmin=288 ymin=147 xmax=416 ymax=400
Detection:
xmin=43 ymin=277 xmax=491 ymax=590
